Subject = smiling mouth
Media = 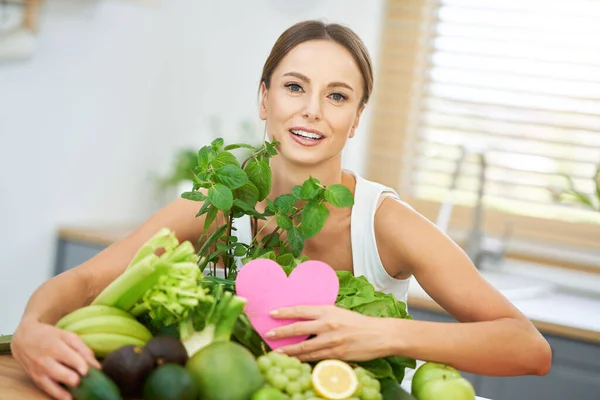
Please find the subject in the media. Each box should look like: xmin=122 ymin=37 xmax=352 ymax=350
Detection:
xmin=290 ymin=129 xmax=324 ymax=141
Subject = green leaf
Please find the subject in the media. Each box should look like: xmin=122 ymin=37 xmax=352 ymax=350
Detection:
xmin=245 ymin=160 xmax=272 ymax=201
xmin=208 ymin=183 xmax=233 ymax=211
xmin=234 ymin=244 xmax=247 ymax=257
xmin=214 ymin=165 xmax=249 ymax=190
xmin=291 ymin=185 xmax=303 ymax=200
xmin=262 ymin=231 xmax=281 ymax=247
xmin=276 ymin=254 xmax=295 ymax=267
xmin=299 ymin=178 xmax=321 ymax=200
xmin=203 ymin=205 xmax=218 ymax=230
xmin=224 ymin=143 xmax=255 ymax=151
xmin=324 ymin=184 xmax=354 ymax=208
xmin=266 ymin=199 xmax=276 ymax=214
xmin=300 ymin=201 xmax=330 ymax=239
xmin=211 ymin=151 xmax=240 ymax=168
xmin=197 ymin=146 xmax=211 ymax=170
xmin=195 ymin=197 xmax=212 ymax=217
xmin=265 ymin=141 xmax=279 ymax=156
xmin=235 ymin=182 xmax=260 ymax=208
xmin=276 ymin=215 xmax=293 ymax=230
xmin=181 ymin=191 xmax=206 ymax=202
xmin=197 ymin=224 xmax=227 ymax=263
xmin=211 ymin=138 xmax=224 ymax=151
xmin=287 ymin=225 xmax=304 ymax=257
xmin=274 ymin=194 xmax=297 ymax=214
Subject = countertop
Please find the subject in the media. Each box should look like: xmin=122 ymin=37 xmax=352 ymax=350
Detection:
xmin=58 ymin=224 xmax=600 ymax=344
xmin=0 ymin=355 xmax=490 ymax=400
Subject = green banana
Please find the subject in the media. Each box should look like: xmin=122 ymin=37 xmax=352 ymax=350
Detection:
xmin=79 ymin=333 xmax=146 ymax=358
xmin=62 ymin=315 xmax=153 ymax=343
xmin=56 ymin=305 xmax=135 ymax=330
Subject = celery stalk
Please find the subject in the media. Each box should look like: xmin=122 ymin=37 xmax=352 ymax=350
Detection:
xmin=127 ymin=228 xmax=179 ymax=269
xmin=91 ymin=254 xmax=166 ymax=309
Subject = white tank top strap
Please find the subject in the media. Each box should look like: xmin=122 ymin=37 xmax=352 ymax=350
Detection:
xmin=348 ymin=171 xmax=412 ymax=304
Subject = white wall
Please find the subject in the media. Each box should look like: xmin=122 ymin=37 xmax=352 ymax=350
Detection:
xmin=0 ymin=0 xmax=385 ymax=333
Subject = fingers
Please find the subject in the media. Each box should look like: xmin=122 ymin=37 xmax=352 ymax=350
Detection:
xmin=277 ymin=334 xmax=331 ymax=357
xmin=54 ymin=341 xmax=89 ymax=377
xmin=45 ymin=358 xmax=81 ymax=389
xmin=266 ymin=320 xmax=323 ymax=339
xmin=270 ymin=305 xmax=329 ymax=320
xmin=62 ymin=331 xmax=101 ymax=369
xmin=34 ymin=375 xmax=73 ymax=400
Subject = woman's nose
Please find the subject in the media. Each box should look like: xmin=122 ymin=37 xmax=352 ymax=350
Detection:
xmin=302 ymin=94 xmax=322 ymax=121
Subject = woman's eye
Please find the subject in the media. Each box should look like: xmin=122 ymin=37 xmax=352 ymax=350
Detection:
xmin=330 ymin=92 xmax=347 ymax=102
xmin=285 ymin=83 xmax=303 ymax=92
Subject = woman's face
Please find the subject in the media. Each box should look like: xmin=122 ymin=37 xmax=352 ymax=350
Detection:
xmin=260 ymin=39 xmax=365 ymax=166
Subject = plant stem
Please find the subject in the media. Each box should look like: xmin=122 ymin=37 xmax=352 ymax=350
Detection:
xmin=262 ymin=208 xmax=302 ymax=250
xmin=241 ymin=147 xmax=267 ymax=170
xmin=251 ymin=214 xmax=278 ymax=247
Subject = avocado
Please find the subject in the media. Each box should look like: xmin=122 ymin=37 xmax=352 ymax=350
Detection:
xmin=101 ymin=344 xmax=155 ymax=397
xmin=144 ymin=336 xmax=189 ymax=366
xmin=144 ymin=364 xmax=198 ymax=400
xmin=68 ymin=367 xmax=122 ymax=400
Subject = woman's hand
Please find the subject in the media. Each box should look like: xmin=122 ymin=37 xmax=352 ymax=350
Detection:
xmin=11 ymin=319 xmax=101 ymax=400
xmin=266 ymin=305 xmax=397 ymax=362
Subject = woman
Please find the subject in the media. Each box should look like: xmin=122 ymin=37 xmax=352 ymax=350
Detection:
xmin=11 ymin=20 xmax=551 ymax=400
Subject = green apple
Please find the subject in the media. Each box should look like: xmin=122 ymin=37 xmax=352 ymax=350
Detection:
xmin=411 ymin=362 xmax=476 ymax=400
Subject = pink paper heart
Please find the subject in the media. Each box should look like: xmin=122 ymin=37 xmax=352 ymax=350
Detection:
xmin=235 ymin=258 xmax=339 ymax=350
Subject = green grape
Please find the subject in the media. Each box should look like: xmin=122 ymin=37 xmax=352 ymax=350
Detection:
xmin=289 ymin=357 xmax=302 ymax=367
xmin=284 ymin=368 xmax=302 ymax=380
xmin=300 ymin=363 xmax=312 ymax=374
xmin=361 ymin=386 xmax=382 ymax=400
xmin=257 ymin=355 xmax=272 ymax=372
xmin=298 ymin=375 xmax=312 ymax=390
xmin=271 ymin=373 xmax=290 ymax=391
xmin=290 ymin=394 xmax=304 ymax=400
xmin=286 ymin=381 xmax=303 ymax=395
xmin=303 ymin=389 xmax=315 ymax=397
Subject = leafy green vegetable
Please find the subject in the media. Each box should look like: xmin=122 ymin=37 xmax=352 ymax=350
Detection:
xmin=335 ymin=271 xmax=416 ymax=383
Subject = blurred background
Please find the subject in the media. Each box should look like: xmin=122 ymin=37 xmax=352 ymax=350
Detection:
xmin=1 ymin=1 xmax=600 ymax=398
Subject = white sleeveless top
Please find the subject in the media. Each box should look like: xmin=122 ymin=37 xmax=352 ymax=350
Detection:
xmin=232 ymin=170 xmax=412 ymax=303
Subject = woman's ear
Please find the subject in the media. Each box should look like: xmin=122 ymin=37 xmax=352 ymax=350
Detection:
xmin=350 ymin=104 xmax=366 ymax=138
xmin=259 ymin=82 xmax=268 ymax=121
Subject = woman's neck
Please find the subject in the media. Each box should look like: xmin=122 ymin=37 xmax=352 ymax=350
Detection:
xmin=268 ymin=154 xmax=344 ymax=200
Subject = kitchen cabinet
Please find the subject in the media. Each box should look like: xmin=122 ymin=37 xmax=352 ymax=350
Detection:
xmin=408 ymin=308 xmax=600 ymax=400
xmin=53 ymin=237 xmax=104 ymax=275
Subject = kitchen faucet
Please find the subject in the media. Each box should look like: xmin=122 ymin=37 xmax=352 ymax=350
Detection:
xmin=435 ymin=143 xmax=508 ymax=269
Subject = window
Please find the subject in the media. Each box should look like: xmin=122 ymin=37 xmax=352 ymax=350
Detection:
xmin=367 ymin=0 xmax=600 ymax=272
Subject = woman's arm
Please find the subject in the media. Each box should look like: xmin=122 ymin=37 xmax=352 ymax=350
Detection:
xmin=11 ymin=196 xmax=210 ymax=400
xmin=374 ymin=197 xmax=552 ymax=376
xmin=19 ymin=197 xmax=209 ymax=326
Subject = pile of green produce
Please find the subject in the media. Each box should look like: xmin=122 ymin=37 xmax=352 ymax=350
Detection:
xmin=41 ymin=138 xmax=477 ymax=400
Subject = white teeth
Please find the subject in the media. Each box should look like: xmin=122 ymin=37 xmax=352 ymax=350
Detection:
xmin=291 ymin=129 xmax=323 ymax=140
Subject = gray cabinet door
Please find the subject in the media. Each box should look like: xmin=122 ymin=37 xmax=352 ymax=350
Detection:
xmin=54 ymin=238 xmax=106 ymax=275
xmin=408 ymin=307 xmax=600 ymax=400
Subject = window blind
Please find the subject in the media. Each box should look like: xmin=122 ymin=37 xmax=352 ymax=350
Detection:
xmin=367 ymin=0 xmax=600 ymax=263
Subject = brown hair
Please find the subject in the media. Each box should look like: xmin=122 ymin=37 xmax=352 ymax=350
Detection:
xmin=260 ymin=20 xmax=374 ymax=108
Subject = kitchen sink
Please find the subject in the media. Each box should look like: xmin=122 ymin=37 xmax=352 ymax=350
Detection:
xmin=480 ymin=270 xmax=557 ymax=301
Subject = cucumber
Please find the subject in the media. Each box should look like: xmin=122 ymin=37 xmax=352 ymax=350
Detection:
xmin=68 ymin=367 xmax=122 ymax=400
xmin=0 ymin=334 xmax=12 ymax=355
xmin=380 ymin=378 xmax=417 ymax=400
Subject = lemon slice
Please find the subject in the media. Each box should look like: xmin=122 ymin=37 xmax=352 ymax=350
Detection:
xmin=311 ymin=359 xmax=359 ymax=399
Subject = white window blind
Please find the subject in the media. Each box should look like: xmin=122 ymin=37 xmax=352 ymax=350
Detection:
xmin=401 ymin=0 xmax=600 ymax=224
